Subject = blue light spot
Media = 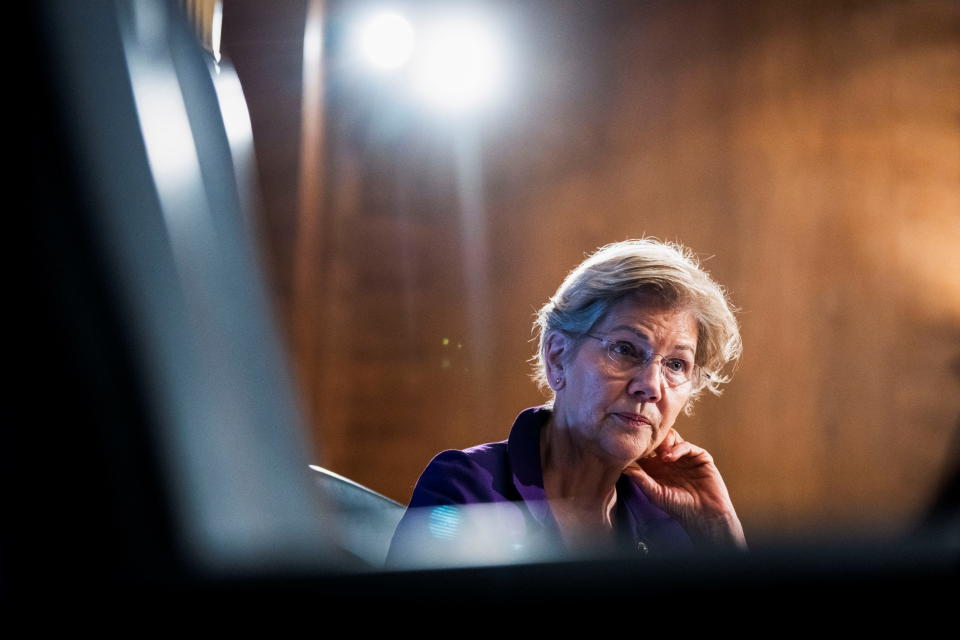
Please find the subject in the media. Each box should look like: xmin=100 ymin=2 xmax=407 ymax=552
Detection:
xmin=428 ymin=505 xmax=461 ymax=539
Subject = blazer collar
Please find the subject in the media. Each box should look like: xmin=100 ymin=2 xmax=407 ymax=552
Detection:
xmin=506 ymin=406 xmax=554 ymax=526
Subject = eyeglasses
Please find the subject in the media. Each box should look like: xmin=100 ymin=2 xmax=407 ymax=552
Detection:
xmin=584 ymin=334 xmax=710 ymax=388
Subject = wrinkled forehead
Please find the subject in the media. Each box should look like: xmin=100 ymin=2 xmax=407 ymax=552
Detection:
xmin=594 ymin=293 xmax=699 ymax=346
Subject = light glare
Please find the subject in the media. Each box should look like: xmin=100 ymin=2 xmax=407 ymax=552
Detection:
xmin=412 ymin=18 xmax=505 ymax=113
xmin=361 ymin=12 xmax=415 ymax=70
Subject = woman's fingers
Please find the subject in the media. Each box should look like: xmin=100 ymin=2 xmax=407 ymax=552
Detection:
xmin=654 ymin=429 xmax=711 ymax=463
xmin=624 ymin=463 xmax=653 ymax=489
xmin=660 ymin=441 xmax=692 ymax=461
xmin=662 ymin=428 xmax=682 ymax=449
xmin=624 ymin=463 xmax=667 ymax=503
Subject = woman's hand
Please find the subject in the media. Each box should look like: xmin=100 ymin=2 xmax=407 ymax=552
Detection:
xmin=623 ymin=429 xmax=747 ymax=550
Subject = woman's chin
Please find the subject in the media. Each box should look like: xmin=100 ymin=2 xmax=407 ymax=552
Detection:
xmin=602 ymin=436 xmax=654 ymax=466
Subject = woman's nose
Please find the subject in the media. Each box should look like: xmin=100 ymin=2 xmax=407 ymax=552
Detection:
xmin=627 ymin=360 xmax=662 ymax=401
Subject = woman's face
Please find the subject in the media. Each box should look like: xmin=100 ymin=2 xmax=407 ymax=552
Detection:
xmin=549 ymin=294 xmax=698 ymax=466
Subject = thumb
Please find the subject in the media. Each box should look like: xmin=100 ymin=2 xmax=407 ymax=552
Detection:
xmin=624 ymin=463 xmax=662 ymax=502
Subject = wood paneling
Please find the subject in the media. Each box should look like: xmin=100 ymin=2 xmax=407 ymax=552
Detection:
xmin=224 ymin=0 xmax=960 ymax=538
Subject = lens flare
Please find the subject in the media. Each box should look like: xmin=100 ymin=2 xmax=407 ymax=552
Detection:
xmin=360 ymin=12 xmax=415 ymax=70
xmin=411 ymin=17 xmax=505 ymax=113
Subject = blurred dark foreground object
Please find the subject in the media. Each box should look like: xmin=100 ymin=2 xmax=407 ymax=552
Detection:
xmin=20 ymin=0 xmax=956 ymax=614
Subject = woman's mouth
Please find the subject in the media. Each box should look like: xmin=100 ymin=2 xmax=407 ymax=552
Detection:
xmin=613 ymin=413 xmax=653 ymax=428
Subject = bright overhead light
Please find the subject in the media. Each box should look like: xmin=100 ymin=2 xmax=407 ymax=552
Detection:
xmin=411 ymin=17 xmax=505 ymax=113
xmin=360 ymin=12 xmax=415 ymax=70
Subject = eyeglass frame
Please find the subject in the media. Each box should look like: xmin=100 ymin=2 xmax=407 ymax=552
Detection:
xmin=582 ymin=333 xmax=712 ymax=388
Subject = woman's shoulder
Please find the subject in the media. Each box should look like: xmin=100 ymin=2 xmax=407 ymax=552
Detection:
xmin=409 ymin=440 xmax=515 ymax=507
xmin=436 ymin=438 xmax=509 ymax=468
xmin=388 ymin=439 xmax=534 ymax=567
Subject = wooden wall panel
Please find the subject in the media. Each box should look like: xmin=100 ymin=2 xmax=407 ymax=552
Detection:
xmin=225 ymin=0 xmax=959 ymax=539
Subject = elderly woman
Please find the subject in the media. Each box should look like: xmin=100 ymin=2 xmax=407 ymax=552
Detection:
xmin=387 ymin=239 xmax=745 ymax=565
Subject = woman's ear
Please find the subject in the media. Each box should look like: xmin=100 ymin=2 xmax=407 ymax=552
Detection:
xmin=544 ymin=330 xmax=570 ymax=391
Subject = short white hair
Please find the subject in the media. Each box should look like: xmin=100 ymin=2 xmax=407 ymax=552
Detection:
xmin=532 ymin=238 xmax=742 ymax=413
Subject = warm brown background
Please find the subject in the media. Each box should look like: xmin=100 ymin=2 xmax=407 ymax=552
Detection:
xmin=222 ymin=0 xmax=960 ymax=540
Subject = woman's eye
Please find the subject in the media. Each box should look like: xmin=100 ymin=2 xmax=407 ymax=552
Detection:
xmin=665 ymin=358 xmax=690 ymax=373
xmin=611 ymin=341 xmax=638 ymax=357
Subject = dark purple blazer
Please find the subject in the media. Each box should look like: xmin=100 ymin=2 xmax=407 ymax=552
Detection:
xmin=386 ymin=407 xmax=692 ymax=565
